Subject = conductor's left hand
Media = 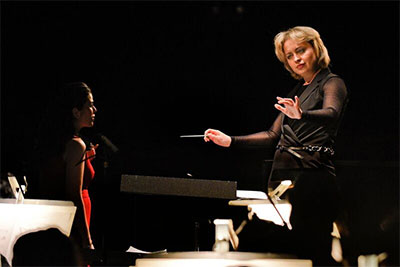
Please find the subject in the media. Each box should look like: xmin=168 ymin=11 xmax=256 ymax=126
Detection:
xmin=274 ymin=96 xmax=303 ymax=119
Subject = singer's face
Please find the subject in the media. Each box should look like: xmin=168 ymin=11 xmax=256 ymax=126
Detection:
xmin=283 ymin=38 xmax=318 ymax=82
xmin=78 ymin=93 xmax=97 ymax=128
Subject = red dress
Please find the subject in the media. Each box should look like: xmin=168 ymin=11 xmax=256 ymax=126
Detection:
xmin=82 ymin=148 xmax=95 ymax=227
xmin=39 ymin=146 xmax=95 ymax=227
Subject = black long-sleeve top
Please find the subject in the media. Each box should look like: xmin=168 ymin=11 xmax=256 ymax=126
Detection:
xmin=231 ymin=68 xmax=348 ymax=176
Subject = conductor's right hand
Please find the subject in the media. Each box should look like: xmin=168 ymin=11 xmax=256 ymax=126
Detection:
xmin=204 ymin=129 xmax=231 ymax=147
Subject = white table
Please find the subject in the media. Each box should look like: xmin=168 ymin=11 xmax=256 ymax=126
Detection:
xmin=0 ymin=198 xmax=76 ymax=265
xmin=135 ymin=251 xmax=312 ymax=267
xmin=229 ymin=199 xmax=292 ymax=227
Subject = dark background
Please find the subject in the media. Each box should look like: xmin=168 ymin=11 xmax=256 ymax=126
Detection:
xmin=1 ymin=0 xmax=399 ymax=264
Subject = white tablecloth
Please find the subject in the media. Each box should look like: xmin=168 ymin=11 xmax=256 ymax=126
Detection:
xmin=0 ymin=198 xmax=76 ymax=265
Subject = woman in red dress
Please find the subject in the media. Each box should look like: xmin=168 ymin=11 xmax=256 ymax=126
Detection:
xmin=37 ymin=82 xmax=97 ymax=250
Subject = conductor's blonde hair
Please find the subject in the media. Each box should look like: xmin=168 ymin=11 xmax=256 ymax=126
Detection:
xmin=274 ymin=26 xmax=330 ymax=80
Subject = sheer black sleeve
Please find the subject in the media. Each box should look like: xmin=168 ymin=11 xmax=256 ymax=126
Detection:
xmin=230 ymin=113 xmax=283 ymax=148
xmin=301 ymin=77 xmax=348 ymax=124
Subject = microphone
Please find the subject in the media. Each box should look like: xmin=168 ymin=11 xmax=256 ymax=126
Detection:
xmin=95 ymin=133 xmax=120 ymax=154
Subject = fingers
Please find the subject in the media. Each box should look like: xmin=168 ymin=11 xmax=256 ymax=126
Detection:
xmin=204 ymin=128 xmax=219 ymax=142
xmin=274 ymin=104 xmax=285 ymax=113
xmin=276 ymin=96 xmax=294 ymax=106
xmin=204 ymin=129 xmax=213 ymax=142
xmin=204 ymin=128 xmax=231 ymax=147
xmin=275 ymin=96 xmax=302 ymax=119
xmin=205 ymin=128 xmax=217 ymax=135
xmin=294 ymin=96 xmax=300 ymax=109
xmin=277 ymin=96 xmax=299 ymax=102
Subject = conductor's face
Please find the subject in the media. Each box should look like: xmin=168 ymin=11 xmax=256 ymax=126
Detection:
xmin=283 ymin=38 xmax=318 ymax=82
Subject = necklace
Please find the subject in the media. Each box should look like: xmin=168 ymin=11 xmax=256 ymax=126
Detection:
xmin=303 ymin=69 xmax=321 ymax=85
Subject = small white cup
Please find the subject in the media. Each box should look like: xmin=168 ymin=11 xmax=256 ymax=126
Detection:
xmin=213 ymin=219 xmax=231 ymax=252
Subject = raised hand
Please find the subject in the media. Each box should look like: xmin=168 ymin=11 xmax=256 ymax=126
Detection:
xmin=204 ymin=129 xmax=232 ymax=147
xmin=274 ymin=96 xmax=303 ymax=119
xmin=85 ymin=143 xmax=98 ymax=162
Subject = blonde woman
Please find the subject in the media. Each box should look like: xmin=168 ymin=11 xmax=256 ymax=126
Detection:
xmin=205 ymin=26 xmax=348 ymax=265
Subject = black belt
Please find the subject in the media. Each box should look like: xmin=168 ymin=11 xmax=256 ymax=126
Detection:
xmin=276 ymin=145 xmax=335 ymax=159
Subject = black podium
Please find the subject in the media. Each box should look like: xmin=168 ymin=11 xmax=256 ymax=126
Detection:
xmin=119 ymin=174 xmax=239 ymax=253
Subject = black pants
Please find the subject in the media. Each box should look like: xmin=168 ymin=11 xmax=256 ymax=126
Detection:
xmin=238 ymin=169 xmax=341 ymax=266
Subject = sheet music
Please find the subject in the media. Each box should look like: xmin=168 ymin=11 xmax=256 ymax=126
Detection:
xmin=126 ymin=246 xmax=167 ymax=254
xmin=236 ymin=190 xmax=268 ymax=200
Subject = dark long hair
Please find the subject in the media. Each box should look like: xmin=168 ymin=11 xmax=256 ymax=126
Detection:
xmin=35 ymin=82 xmax=92 ymax=161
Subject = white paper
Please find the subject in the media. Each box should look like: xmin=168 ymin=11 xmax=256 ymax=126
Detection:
xmin=236 ymin=190 xmax=268 ymax=200
xmin=126 ymin=246 xmax=167 ymax=254
xmin=249 ymin=203 xmax=292 ymax=227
